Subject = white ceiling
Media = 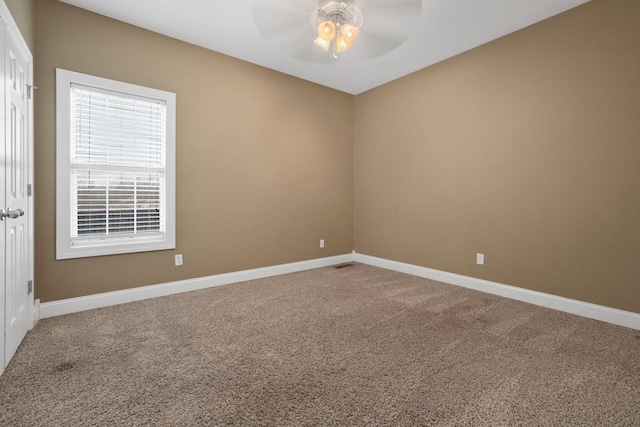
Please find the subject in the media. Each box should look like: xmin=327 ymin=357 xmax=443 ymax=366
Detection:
xmin=58 ymin=0 xmax=590 ymax=95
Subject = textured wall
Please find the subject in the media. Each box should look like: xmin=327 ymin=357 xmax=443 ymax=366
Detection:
xmin=34 ymin=1 xmax=353 ymax=302
xmin=354 ymin=0 xmax=640 ymax=313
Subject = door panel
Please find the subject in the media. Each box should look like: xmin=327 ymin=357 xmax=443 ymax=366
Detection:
xmin=3 ymin=23 xmax=30 ymax=367
xmin=0 ymin=8 xmax=5 ymax=375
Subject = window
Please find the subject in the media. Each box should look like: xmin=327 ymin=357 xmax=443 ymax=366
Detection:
xmin=56 ymin=69 xmax=176 ymax=259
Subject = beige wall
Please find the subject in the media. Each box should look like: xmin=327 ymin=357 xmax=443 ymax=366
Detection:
xmin=354 ymin=0 xmax=640 ymax=314
xmin=5 ymin=0 xmax=35 ymax=52
xmin=30 ymin=0 xmax=640 ymax=315
xmin=34 ymin=1 xmax=354 ymax=302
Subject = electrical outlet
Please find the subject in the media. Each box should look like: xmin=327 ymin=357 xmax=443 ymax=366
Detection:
xmin=476 ymin=253 xmax=484 ymax=265
xmin=175 ymin=254 xmax=183 ymax=266
xmin=320 ymin=239 xmax=325 ymax=248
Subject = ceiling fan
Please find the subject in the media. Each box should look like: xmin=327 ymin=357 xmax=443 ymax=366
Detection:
xmin=252 ymin=0 xmax=423 ymax=63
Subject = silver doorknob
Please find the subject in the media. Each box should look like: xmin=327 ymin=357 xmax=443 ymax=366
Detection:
xmin=0 ymin=208 xmax=24 ymax=221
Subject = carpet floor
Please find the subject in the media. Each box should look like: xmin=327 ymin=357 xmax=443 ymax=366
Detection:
xmin=1 ymin=263 xmax=639 ymax=426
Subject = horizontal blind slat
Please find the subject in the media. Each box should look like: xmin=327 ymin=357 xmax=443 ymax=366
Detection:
xmin=69 ymin=83 xmax=167 ymax=241
xmin=70 ymin=84 xmax=166 ymax=169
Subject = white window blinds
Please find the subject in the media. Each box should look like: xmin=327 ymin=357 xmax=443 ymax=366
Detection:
xmin=69 ymin=84 xmax=167 ymax=243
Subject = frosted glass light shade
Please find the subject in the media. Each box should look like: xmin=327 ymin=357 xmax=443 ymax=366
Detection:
xmin=336 ymin=36 xmax=349 ymax=52
xmin=317 ymin=21 xmax=336 ymax=41
xmin=314 ymin=37 xmax=331 ymax=51
xmin=341 ymin=25 xmax=360 ymax=45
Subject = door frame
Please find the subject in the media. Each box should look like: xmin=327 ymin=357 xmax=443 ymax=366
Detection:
xmin=0 ymin=0 xmax=34 ymax=376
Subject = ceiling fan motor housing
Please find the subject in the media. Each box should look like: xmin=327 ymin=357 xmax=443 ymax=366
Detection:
xmin=311 ymin=1 xmax=364 ymax=29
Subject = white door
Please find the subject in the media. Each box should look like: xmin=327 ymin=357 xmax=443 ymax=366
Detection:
xmin=0 ymin=12 xmax=4 ymax=374
xmin=1 ymin=16 xmax=32 ymax=372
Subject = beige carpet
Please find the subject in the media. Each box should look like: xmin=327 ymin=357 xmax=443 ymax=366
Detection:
xmin=1 ymin=263 xmax=639 ymax=426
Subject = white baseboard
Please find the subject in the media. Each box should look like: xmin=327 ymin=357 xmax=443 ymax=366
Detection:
xmin=353 ymin=252 xmax=640 ymax=331
xmin=38 ymin=251 xmax=640 ymax=331
xmin=39 ymin=254 xmax=352 ymax=319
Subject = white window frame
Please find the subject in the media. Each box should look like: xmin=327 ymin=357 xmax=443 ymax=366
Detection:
xmin=56 ymin=69 xmax=176 ymax=259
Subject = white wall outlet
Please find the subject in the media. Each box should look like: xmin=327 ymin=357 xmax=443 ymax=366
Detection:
xmin=320 ymin=239 xmax=325 ymax=248
xmin=175 ymin=254 xmax=183 ymax=266
xmin=476 ymin=253 xmax=484 ymax=265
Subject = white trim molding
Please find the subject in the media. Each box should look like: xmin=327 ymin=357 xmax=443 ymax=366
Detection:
xmin=353 ymin=252 xmax=640 ymax=331
xmin=55 ymin=69 xmax=176 ymax=260
xmin=40 ymin=254 xmax=352 ymax=318
xmin=38 ymin=251 xmax=640 ymax=331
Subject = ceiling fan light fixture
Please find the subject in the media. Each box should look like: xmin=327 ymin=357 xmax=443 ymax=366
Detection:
xmin=317 ymin=21 xmax=336 ymax=41
xmin=309 ymin=1 xmax=363 ymax=59
xmin=314 ymin=37 xmax=331 ymax=51
xmin=341 ymin=24 xmax=359 ymax=45
xmin=336 ymin=36 xmax=349 ymax=52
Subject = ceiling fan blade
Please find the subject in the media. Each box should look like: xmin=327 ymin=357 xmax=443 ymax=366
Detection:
xmin=362 ymin=2 xmax=423 ymax=35
xmin=253 ymin=0 xmax=315 ymax=40
xmin=356 ymin=0 xmax=422 ymax=10
xmin=353 ymin=33 xmax=404 ymax=59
